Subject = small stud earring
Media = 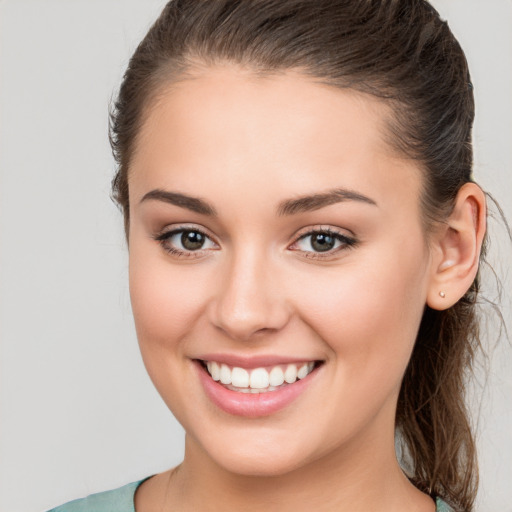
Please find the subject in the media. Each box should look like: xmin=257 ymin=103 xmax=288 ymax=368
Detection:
xmin=439 ymin=291 xmax=446 ymax=298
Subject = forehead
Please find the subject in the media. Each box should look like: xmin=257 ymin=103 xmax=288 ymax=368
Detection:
xmin=136 ymin=64 xmax=393 ymax=160
xmin=130 ymin=64 xmax=422 ymax=217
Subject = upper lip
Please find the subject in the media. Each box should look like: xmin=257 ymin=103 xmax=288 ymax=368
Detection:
xmin=195 ymin=353 xmax=322 ymax=369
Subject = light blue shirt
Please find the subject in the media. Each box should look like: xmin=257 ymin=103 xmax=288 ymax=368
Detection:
xmin=48 ymin=477 xmax=454 ymax=511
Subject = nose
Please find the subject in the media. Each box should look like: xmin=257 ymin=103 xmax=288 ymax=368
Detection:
xmin=208 ymin=248 xmax=291 ymax=341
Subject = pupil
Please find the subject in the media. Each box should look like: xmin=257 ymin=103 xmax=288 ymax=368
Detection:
xmin=181 ymin=231 xmax=205 ymax=250
xmin=311 ymin=233 xmax=335 ymax=252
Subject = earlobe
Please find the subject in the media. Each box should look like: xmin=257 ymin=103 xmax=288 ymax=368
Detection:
xmin=427 ymin=183 xmax=486 ymax=311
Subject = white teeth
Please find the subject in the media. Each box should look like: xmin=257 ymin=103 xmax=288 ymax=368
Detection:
xmin=219 ymin=364 xmax=232 ymax=385
xmin=284 ymin=364 xmax=298 ymax=384
xmin=231 ymin=367 xmax=249 ymax=387
xmin=269 ymin=366 xmax=285 ymax=387
xmin=205 ymin=360 xmax=317 ymax=391
xmin=250 ymin=368 xmax=270 ymax=389
xmin=297 ymin=363 xmax=309 ymax=379
xmin=210 ymin=361 xmax=220 ymax=381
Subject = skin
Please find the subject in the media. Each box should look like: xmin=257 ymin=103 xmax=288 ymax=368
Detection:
xmin=127 ymin=64 xmax=486 ymax=512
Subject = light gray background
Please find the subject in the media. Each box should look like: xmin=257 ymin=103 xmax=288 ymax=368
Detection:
xmin=0 ymin=1 xmax=510 ymax=511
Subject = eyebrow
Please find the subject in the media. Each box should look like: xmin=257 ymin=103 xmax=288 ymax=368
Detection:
xmin=140 ymin=189 xmax=217 ymax=216
xmin=277 ymin=188 xmax=377 ymax=216
xmin=140 ymin=186 xmax=377 ymax=217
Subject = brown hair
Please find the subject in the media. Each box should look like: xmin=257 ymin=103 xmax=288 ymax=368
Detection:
xmin=110 ymin=1 xmax=484 ymax=509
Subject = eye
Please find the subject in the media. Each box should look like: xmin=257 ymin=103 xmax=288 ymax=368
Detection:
xmin=290 ymin=228 xmax=357 ymax=257
xmin=154 ymin=227 xmax=218 ymax=257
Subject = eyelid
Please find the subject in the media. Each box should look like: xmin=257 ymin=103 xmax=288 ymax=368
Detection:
xmin=154 ymin=223 xmax=216 ymax=241
xmin=151 ymin=223 xmax=357 ymax=259
xmin=291 ymin=224 xmax=356 ymax=240
xmin=153 ymin=223 xmax=220 ymax=258
xmin=288 ymin=225 xmax=358 ymax=258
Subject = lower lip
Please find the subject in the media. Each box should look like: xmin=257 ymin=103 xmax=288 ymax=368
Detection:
xmin=194 ymin=360 xmax=321 ymax=418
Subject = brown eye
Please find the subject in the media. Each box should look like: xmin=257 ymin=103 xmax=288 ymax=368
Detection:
xmin=291 ymin=229 xmax=357 ymax=256
xmin=310 ymin=233 xmax=336 ymax=252
xmin=155 ymin=227 xmax=218 ymax=256
xmin=181 ymin=230 xmax=205 ymax=250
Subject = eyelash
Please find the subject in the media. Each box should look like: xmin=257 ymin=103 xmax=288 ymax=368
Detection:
xmin=153 ymin=225 xmax=358 ymax=260
xmin=291 ymin=228 xmax=358 ymax=260
xmin=153 ymin=225 xmax=217 ymax=259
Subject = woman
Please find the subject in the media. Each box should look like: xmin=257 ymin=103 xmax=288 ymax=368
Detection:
xmin=49 ymin=1 xmax=492 ymax=511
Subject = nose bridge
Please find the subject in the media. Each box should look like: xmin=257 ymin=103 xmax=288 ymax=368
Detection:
xmin=210 ymin=243 xmax=289 ymax=341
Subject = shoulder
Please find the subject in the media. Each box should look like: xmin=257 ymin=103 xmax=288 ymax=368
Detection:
xmin=46 ymin=477 xmax=151 ymax=512
xmin=436 ymin=496 xmax=455 ymax=512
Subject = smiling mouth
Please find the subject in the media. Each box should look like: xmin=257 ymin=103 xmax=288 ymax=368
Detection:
xmin=198 ymin=360 xmax=322 ymax=393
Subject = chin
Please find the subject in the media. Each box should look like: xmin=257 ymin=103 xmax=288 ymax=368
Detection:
xmin=192 ymin=426 xmax=322 ymax=478
xmin=211 ymin=447 xmax=306 ymax=477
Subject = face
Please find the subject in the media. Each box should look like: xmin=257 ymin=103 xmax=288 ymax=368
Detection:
xmin=128 ymin=64 xmax=434 ymax=476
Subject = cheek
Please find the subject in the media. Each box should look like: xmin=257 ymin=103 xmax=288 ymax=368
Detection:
xmin=128 ymin=245 xmax=212 ymax=356
xmin=291 ymin=243 xmax=429 ymax=392
xmin=128 ymin=246 xmax=217 ymax=424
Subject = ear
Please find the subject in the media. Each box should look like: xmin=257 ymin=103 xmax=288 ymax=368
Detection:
xmin=427 ymin=183 xmax=487 ymax=311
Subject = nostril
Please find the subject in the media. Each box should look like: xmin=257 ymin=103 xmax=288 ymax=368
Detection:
xmin=207 ymin=268 xmax=291 ymax=341
xmin=210 ymin=301 xmax=292 ymax=342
